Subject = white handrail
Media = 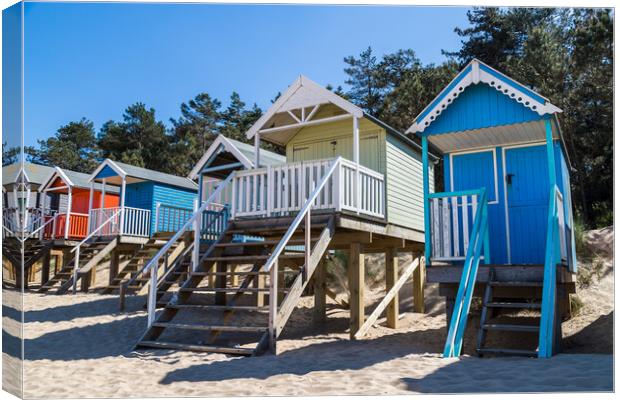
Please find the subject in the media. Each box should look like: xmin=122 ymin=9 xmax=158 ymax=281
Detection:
xmin=262 ymin=157 xmax=341 ymax=274
xmin=146 ymin=173 xmax=234 ymax=327
xmin=70 ymin=208 xmax=123 ymax=294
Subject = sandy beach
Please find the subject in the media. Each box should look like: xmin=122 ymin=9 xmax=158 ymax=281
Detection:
xmin=2 ymin=228 xmax=614 ymax=397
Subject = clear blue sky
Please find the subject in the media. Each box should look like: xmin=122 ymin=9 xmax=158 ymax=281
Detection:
xmin=20 ymin=2 xmax=470 ymax=147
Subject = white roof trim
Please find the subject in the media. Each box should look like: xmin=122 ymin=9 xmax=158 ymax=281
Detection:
xmin=407 ymin=59 xmax=562 ymax=134
xmin=188 ymin=134 xmax=254 ymax=180
xmin=246 ymin=75 xmax=363 ymax=140
xmin=89 ymin=158 xmax=127 ymax=183
xmin=39 ymin=167 xmax=74 ymax=193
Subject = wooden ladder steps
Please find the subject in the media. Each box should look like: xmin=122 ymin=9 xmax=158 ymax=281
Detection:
xmin=165 ymin=304 xmax=269 ymax=312
xmin=137 ymin=340 xmax=255 ymax=356
xmin=214 ymin=238 xmax=319 ymax=248
xmin=482 ymin=323 xmax=539 ymax=332
xmin=188 ymin=271 xmax=271 ymax=277
xmin=486 ymin=302 xmax=542 ymax=309
xmin=476 ymin=348 xmax=538 ymax=357
xmin=152 ymin=322 xmax=267 ymax=333
xmin=489 ymin=281 xmax=543 ymax=287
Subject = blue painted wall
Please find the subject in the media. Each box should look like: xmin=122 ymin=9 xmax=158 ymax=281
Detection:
xmin=424 ymin=83 xmax=544 ymax=135
xmin=95 ymin=165 xmax=120 ymax=179
xmin=124 ymin=181 xmax=196 ymax=236
xmin=445 ymin=148 xmax=508 ymax=264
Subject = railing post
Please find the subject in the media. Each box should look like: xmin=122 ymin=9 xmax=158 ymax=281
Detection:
xmin=334 ymin=159 xmax=342 ymax=212
xmin=154 ymin=202 xmax=161 ymax=234
xmin=192 ymin=199 xmax=200 ymax=272
xmin=52 ymin=214 xmax=57 ymax=240
xmin=304 ymin=208 xmax=311 ymax=281
xmin=266 ymin=165 xmax=273 ymax=217
xmin=147 ymin=262 xmax=157 ymax=327
xmin=269 ymin=259 xmax=278 ymax=354
xmin=72 ymin=246 xmax=80 ymax=295
xmin=422 ymin=136 xmax=431 ymax=266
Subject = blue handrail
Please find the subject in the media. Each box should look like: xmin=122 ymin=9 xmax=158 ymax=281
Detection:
xmin=538 ymin=185 xmax=562 ymax=358
xmin=443 ymin=188 xmax=489 ymax=358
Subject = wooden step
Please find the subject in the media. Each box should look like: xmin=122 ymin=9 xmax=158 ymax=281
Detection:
xmin=489 ymin=281 xmax=543 ymax=287
xmin=174 ymin=287 xmax=289 ymax=294
xmin=486 ymin=302 xmax=541 ymax=309
xmin=189 ymin=271 xmax=270 ymax=277
xmin=203 ymin=254 xmax=304 ymax=262
xmin=477 ymin=348 xmax=538 ymax=357
xmin=137 ymin=340 xmax=254 ymax=355
xmin=152 ymin=322 xmax=267 ymax=333
xmin=226 ymin=223 xmax=325 ymax=235
xmin=214 ymin=238 xmax=319 ymax=248
xmin=482 ymin=323 xmax=539 ymax=332
xmin=165 ymin=304 xmax=269 ymax=312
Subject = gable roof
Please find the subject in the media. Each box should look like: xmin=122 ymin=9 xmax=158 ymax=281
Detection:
xmin=2 ymin=162 xmax=56 ymax=186
xmin=406 ymin=59 xmax=562 ymax=135
xmin=188 ymin=134 xmax=286 ymax=180
xmin=39 ymin=166 xmax=119 ymax=193
xmin=246 ymin=75 xmax=364 ymax=144
xmin=90 ymin=159 xmax=197 ymax=191
xmin=243 ymin=75 xmax=433 ymax=159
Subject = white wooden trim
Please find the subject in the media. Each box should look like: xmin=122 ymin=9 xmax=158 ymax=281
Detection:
xmin=246 ymin=75 xmax=363 ymax=140
xmin=188 ymin=134 xmax=255 ymax=180
xmin=449 ymin=148 xmax=499 ymax=205
xmin=258 ymin=113 xmax=352 ymax=135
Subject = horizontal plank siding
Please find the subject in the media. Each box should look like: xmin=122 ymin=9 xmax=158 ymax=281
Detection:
xmin=385 ymin=135 xmax=426 ymax=231
xmin=151 ymin=183 xmax=198 ymax=235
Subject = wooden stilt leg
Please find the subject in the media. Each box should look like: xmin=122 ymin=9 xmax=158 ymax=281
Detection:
xmin=215 ymin=261 xmax=227 ymax=305
xmin=109 ymin=250 xmax=120 ymax=286
xmin=313 ymin=256 xmax=327 ymax=323
xmin=230 ymin=265 xmax=238 ymax=287
xmin=385 ymin=247 xmax=399 ymax=329
xmin=41 ymin=250 xmax=51 ymax=286
xmin=413 ymin=255 xmax=426 ymax=313
xmin=348 ymin=243 xmax=364 ymax=339
xmin=256 ymin=274 xmax=265 ymax=307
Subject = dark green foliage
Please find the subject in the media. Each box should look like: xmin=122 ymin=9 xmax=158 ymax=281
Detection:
xmin=29 ymin=118 xmax=99 ymax=173
xmin=2 ymin=142 xmax=20 ymax=166
xmin=98 ymin=103 xmax=170 ymax=172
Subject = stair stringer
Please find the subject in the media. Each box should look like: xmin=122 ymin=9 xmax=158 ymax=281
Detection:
xmin=257 ymin=216 xmax=335 ymax=355
xmin=55 ymin=238 xmax=119 ymax=294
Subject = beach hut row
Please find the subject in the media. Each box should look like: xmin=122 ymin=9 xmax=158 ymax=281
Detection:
xmin=2 ymin=59 xmax=578 ymax=359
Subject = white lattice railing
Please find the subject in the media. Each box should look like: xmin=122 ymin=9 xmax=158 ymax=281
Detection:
xmin=230 ymin=157 xmax=385 ymax=220
xmin=89 ymin=206 xmax=151 ymax=238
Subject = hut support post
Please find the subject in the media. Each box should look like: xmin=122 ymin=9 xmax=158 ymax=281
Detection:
xmin=353 ymin=116 xmax=360 ymax=214
xmin=109 ymin=250 xmax=120 ymax=286
xmin=313 ymin=256 xmax=327 ymax=322
xmin=348 ymin=242 xmax=364 ymax=339
xmin=422 ymin=135 xmax=431 ymax=265
xmin=254 ymin=132 xmax=261 ymax=168
xmin=41 ymin=250 xmax=51 ymax=286
xmin=215 ymin=261 xmax=227 ymax=305
xmin=413 ymin=255 xmax=426 ymax=313
xmin=385 ymin=247 xmax=399 ymax=329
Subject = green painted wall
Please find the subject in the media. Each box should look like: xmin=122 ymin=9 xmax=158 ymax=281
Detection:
xmin=285 ymin=117 xmax=386 ymax=174
xmin=385 ymin=134 xmax=432 ymax=231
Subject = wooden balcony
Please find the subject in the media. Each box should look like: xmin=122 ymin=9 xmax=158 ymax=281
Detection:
xmin=229 ymin=158 xmax=385 ymax=221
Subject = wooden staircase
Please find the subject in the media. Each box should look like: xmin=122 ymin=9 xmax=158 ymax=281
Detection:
xmin=39 ymin=236 xmax=118 ymax=294
xmin=3 ymin=238 xmax=54 ymax=287
xmin=476 ymin=268 xmax=544 ymax=357
xmin=102 ymin=232 xmax=188 ymax=295
xmin=136 ymin=214 xmax=334 ymax=356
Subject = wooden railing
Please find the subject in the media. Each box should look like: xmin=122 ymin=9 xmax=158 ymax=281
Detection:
xmin=428 ymin=189 xmax=488 ymax=262
xmin=154 ymin=203 xmax=194 ymax=234
xmin=89 ymin=206 xmax=151 ymax=237
xmin=538 ymin=186 xmax=565 ymax=358
xmin=43 ymin=212 xmax=89 ymax=239
xmin=442 ymin=188 xmax=489 ymax=358
xmin=145 ymin=174 xmax=233 ymax=327
xmin=201 ymin=205 xmax=229 ymax=242
xmin=230 ymin=157 xmax=385 ymax=220
xmin=71 ymin=207 xmax=123 ymax=293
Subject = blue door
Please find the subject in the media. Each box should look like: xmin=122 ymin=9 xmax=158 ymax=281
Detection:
xmin=451 ymin=150 xmax=507 ymax=264
xmin=505 ymin=145 xmax=549 ymax=264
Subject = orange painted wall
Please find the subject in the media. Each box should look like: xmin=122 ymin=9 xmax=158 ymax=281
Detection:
xmin=71 ymin=189 xmax=119 ymax=214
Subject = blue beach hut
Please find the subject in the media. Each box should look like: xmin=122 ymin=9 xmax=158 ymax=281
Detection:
xmin=408 ymin=59 xmax=577 ymax=358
